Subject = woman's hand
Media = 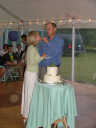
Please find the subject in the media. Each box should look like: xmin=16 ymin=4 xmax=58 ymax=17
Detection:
xmin=41 ymin=37 xmax=48 ymax=43
xmin=42 ymin=53 xmax=47 ymax=59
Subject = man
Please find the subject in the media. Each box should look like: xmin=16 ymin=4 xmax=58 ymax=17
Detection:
xmin=21 ymin=34 xmax=27 ymax=50
xmin=39 ymin=22 xmax=64 ymax=79
xmin=3 ymin=45 xmax=23 ymax=80
xmin=16 ymin=44 xmax=24 ymax=62
xmin=21 ymin=34 xmax=27 ymax=43
xmin=0 ymin=44 xmax=8 ymax=55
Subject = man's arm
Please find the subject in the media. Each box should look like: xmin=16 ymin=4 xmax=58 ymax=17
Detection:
xmin=41 ymin=37 xmax=64 ymax=58
xmin=13 ymin=52 xmax=18 ymax=60
xmin=19 ymin=57 xmax=23 ymax=63
xmin=40 ymin=41 xmax=43 ymax=56
xmin=39 ymin=42 xmax=43 ymax=69
xmin=21 ymin=39 xmax=26 ymax=44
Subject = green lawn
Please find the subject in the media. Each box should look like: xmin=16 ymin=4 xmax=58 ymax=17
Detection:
xmin=60 ymin=52 xmax=96 ymax=86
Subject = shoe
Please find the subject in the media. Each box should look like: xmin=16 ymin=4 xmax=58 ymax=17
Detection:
xmin=23 ymin=119 xmax=27 ymax=127
xmin=20 ymin=78 xmax=24 ymax=81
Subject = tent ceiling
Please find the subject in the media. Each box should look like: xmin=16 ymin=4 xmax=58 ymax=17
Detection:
xmin=0 ymin=0 xmax=96 ymax=29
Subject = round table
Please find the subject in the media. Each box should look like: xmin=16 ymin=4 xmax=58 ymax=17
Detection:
xmin=26 ymin=82 xmax=77 ymax=128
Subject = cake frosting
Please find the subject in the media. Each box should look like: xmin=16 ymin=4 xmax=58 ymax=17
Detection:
xmin=47 ymin=67 xmax=58 ymax=75
xmin=44 ymin=66 xmax=61 ymax=83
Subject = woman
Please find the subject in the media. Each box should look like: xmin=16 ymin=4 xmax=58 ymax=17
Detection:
xmin=21 ymin=31 xmax=47 ymax=124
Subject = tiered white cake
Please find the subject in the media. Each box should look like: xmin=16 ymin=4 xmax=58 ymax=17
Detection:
xmin=44 ymin=66 xmax=61 ymax=83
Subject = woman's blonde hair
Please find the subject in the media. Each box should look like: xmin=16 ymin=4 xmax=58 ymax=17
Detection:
xmin=27 ymin=31 xmax=37 ymax=47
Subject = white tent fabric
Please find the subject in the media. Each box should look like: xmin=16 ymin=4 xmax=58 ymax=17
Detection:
xmin=0 ymin=0 xmax=96 ymax=29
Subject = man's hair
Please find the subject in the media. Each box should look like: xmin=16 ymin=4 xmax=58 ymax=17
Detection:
xmin=17 ymin=44 xmax=21 ymax=47
xmin=3 ymin=44 xmax=8 ymax=49
xmin=21 ymin=34 xmax=27 ymax=38
xmin=46 ymin=22 xmax=57 ymax=28
xmin=7 ymin=45 xmax=12 ymax=49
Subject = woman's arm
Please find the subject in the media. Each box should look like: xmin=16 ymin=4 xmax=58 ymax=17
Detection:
xmin=27 ymin=47 xmax=43 ymax=67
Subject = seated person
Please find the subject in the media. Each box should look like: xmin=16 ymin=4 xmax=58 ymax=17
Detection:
xmin=0 ymin=53 xmax=6 ymax=83
xmin=0 ymin=67 xmax=5 ymax=83
xmin=19 ymin=45 xmax=28 ymax=64
xmin=0 ymin=44 xmax=8 ymax=55
xmin=19 ymin=46 xmax=28 ymax=74
xmin=3 ymin=45 xmax=23 ymax=80
xmin=16 ymin=44 xmax=24 ymax=62
xmin=0 ymin=53 xmax=6 ymax=67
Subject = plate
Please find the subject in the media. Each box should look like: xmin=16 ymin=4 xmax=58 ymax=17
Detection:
xmin=45 ymin=56 xmax=52 ymax=59
xmin=39 ymin=79 xmax=67 ymax=85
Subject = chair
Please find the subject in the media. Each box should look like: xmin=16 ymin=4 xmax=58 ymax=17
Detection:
xmin=52 ymin=115 xmax=68 ymax=128
xmin=6 ymin=67 xmax=20 ymax=81
xmin=6 ymin=67 xmax=14 ymax=81
xmin=11 ymin=69 xmax=20 ymax=80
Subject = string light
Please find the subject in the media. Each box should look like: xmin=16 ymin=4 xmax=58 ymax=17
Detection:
xmin=36 ymin=21 xmax=38 ymax=24
xmin=60 ymin=20 xmax=62 ymax=23
xmin=29 ymin=22 xmax=32 ymax=25
xmin=69 ymin=19 xmax=72 ymax=22
xmin=10 ymin=22 xmax=12 ymax=25
xmin=89 ymin=19 xmax=91 ymax=22
xmin=78 ymin=19 xmax=80 ymax=22
xmin=43 ymin=21 xmax=46 ymax=24
xmin=4 ymin=23 xmax=7 ymax=25
xmin=20 ymin=20 xmax=23 ymax=24
xmin=0 ymin=19 xmax=96 ymax=28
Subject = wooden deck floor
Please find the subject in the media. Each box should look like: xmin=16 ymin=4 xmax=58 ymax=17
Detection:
xmin=0 ymin=80 xmax=96 ymax=128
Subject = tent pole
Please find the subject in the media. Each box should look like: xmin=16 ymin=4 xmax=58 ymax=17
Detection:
xmin=13 ymin=41 xmax=16 ymax=52
xmin=72 ymin=19 xmax=75 ymax=81
xmin=0 ymin=5 xmax=21 ymax=21
xmin=21 ymin=25 xmax=23 ymax=50
xmin=5 ymin=25 xmax=8 ymax=44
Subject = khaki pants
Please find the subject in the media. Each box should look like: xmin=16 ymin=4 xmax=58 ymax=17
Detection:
xmin=6 ymin=65 xmax=21 ymax=71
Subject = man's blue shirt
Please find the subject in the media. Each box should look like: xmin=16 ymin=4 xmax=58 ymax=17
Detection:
xmin=39 ymin=35 xmax=64 ymax=68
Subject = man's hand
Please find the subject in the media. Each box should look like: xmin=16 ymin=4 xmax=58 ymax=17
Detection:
xmin=21 ymin=39 xmax=26 ymax=44
xmin=41 ymin=37 xmax=49 ymax=43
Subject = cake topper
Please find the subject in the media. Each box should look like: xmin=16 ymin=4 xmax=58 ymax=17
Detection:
xmin=50 ymin=62 xmax=54 ymax=67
